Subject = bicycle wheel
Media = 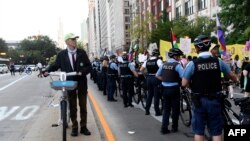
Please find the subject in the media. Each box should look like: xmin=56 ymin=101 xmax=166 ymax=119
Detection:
xmin=26 ymin=70 xmax=32 ymax=75
xmin=118 ymin=82 xmax=123 ymax=98
xmin=180 ymin=95 xmax=192 ymax=127
xmin=140 ymin=87 xmax=147 ymax=109
xmin=132 ymin=86 xmax=140 ymax=104
xmin=61 ymin=100 xmax=67 ymax=141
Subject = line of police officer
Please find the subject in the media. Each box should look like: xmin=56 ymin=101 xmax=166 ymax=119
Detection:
xmin=90 ymin=35 xmax=238 ymax=141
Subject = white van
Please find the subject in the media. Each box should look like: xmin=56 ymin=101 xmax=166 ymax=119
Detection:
xmin=0 ymin=64 xmax=9 ymax=73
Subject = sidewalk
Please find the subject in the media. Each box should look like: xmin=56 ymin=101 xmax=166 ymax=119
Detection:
xmin=22 ymin=91 xmax=104 ymax=141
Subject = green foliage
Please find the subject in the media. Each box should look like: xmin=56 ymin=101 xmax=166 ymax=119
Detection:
xmin=150 ymin=16 xmax=215 ymax=47
xmin=0 ymin=38 xmax=8 ymax=55
xmin=129 ymin=12 xmax=156 ymax=50
xmin=10 ymin=35 xmax=59 ymax=64
xmin=219 ymin=0 xmax=250 ymax=44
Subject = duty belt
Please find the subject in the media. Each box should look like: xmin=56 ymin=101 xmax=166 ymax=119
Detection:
xmin=120 ymin=75 xmax=132 ymax=78
xmin=107 ymin=74 xmax=117 ymax=76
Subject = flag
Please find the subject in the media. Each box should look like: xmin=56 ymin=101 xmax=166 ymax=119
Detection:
xmin=128 ymin=42 xmax=134 ymax=61
xmin=171 ymin=29 xmax=178 ymax=48
xmin=216 ymin=14 xmax=226 ymax=55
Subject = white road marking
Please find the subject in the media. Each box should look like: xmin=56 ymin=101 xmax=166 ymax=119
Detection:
xmin=0 ymin=106 xmax=20 ymax=121
xmin=0 ymin=75 xmax=28 ymax=91
xmin=12 ymin=105 xmax=39 ymax=120
xmin=0 ymin=106 xmax=39 ymax=121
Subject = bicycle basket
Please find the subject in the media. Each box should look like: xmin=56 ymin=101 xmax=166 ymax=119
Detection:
xmin=50 ymin=81 xmax=77 ymax=90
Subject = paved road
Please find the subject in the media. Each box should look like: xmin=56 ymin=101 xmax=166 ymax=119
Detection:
xmin=0 ymin=72 xmax=245 ymax=141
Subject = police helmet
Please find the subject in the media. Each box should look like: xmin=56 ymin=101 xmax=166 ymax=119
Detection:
xmin=152 ymin=49 xmax=159 ymax=56
xmin=122 ymin=54 xmax=128 ymax=61
xmin=168 ymin=48 xmax=184 ymax=58
xmin=110 ymin=55 xmax=116 ymax=60
xmin=193 ymin=35 xmax=211 ymax=51
xmin=100 ymin=56 xmax=104 ymax=61
xmin=103 ymin=56 xmax=109 ymax=61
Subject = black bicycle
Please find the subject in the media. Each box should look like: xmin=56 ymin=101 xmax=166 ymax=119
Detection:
xmin=221 ymin=81 xmax=240 ymax=125
xmin=133 ymin=73 xmax=147 ymax=109
xmin=179 ymin=88 xmax=192 ymax=127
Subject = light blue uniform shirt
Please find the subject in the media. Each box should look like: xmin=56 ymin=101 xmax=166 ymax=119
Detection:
xmin=110 ymin=62 xmax=118 ymax=70
xmin=182 ymin=52 xmax=231 ymax=80
xmin=156 ymin=58 xmax=184 ymax=87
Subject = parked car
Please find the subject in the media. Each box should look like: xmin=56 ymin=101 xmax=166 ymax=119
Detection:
xmin=0 ymin=64 xmax=9 ymax=73
xmin=27 ymin=64 xmax=37 ymax=71
xmin=14 ymin=65 xmax=22 ymax=72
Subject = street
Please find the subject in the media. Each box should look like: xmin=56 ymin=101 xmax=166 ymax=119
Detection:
xmin=0 ymin=72 xmax=244 ymax=141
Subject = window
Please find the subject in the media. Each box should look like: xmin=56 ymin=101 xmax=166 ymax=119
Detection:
xmin=176 ymin=6 xmax=181 ymax=18
xmin=125 ymin=25 xmax=130 ymax=30
xmin=198 ymin=0 xmax=207 ymax=11
xmin=124 ymin=1 xmax=129 ymax=7
xmin=185 ymin=0 xmax=193 ymax=16
xmin=125 ymin=9 xmax=129 ymax=14
xmin=125 ymin=16 xmax=130 ymax=22
xmin=158 ymin=1 xmax=161 ymax=12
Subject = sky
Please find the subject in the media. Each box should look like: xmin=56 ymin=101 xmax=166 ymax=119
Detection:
xmin=0 ymin=0 xmax=88 ymax=41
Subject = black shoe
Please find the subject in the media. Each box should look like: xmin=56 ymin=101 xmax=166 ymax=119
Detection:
xmin=171 ymin=128 xmax=178 ymax=133
xmin=161 ymin=128 xmax=170 ymax=134
xmin=124 ymin=105 xmax=128 ymax=108
xmin=155 ymin=112 xmax=162 ymax=116
xmin=71 ymin=128 xmax=78 ymax=136
xmin=240 ymin=89 xmax=245 ymax=93
xmin=80 ymin=127 xmax=91 ymax=135
xmin=110 ymin=99 xmax=117 ymax=102
xmin=145 ymin=111 xmax=150 ymax=115
xmin=129 ymin=104 xmax=134 ymax=107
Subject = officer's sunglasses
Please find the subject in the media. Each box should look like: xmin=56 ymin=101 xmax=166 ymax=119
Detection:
xmin=195 ymin=40 xmax=210 ymax=48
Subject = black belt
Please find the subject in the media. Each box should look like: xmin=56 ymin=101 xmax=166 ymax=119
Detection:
xmin=120 ymin=75 xmax=132 ymax=78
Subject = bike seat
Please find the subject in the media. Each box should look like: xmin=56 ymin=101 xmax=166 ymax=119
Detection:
xmin=50 ymin=81 xmax=77 ymax=90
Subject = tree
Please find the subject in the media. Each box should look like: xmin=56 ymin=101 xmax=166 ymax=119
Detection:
xmin=219 ymin=0 xmax=250 ymax=44
xmin=11 ymin=35 xmax=59 ymax=64
xmin=129 ymin=12 xmax=156 ymax=53
xmin=150 ymin=16 xmax=215 ymax=47
xmin=0 ymin=38 xmax=8 ymax=56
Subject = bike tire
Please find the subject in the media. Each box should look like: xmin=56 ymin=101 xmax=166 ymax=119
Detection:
xmin=140 ymin=88 xmax=147 ymax=109
xmin=180 ymin=95 xmax=192 ymax=127
xmin=26 ymin=70 xmax=32 ymax=75
xmin=61 ymin=100 xmax=67 ymax=141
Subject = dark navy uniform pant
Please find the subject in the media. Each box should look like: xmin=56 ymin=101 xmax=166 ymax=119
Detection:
xmin=145 ymin=75 xmax=161 ymax=113
xmin=162 ymin=86 xmax=180 ymax=130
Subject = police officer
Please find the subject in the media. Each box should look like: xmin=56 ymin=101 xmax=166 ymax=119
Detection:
xmin=210 ymin=44 xmax=220 ymax=58
xmin=91 ymin=58 xmax=98 ymax=83
xmin=96 ymin=57 xmax=103 ymax=90
xmin=156 ymin=48 xmax=184 ymax=134
xmin=119 ymin=53 xmax=138 ymax=107
xmin=182 ymin=35 xmax=237 ymax=141
xmin=107 ymin=55 xmax=118 ymax=101
xmin=102 ymin=56 xmax=109 ymax=95
xmin=140 ymin=49 xmax=163 ymax=115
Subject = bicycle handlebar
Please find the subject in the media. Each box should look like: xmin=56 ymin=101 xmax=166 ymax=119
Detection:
xmin=49 ymin=72 xmax=81 ymax=81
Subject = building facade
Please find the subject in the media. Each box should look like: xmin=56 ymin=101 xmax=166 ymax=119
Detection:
xmin=87 ymin=0 xmax=97 ymax=60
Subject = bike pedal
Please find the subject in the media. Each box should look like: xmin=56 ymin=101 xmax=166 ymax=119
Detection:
xmin=51 ymin=124 xmax=59 ymax=127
